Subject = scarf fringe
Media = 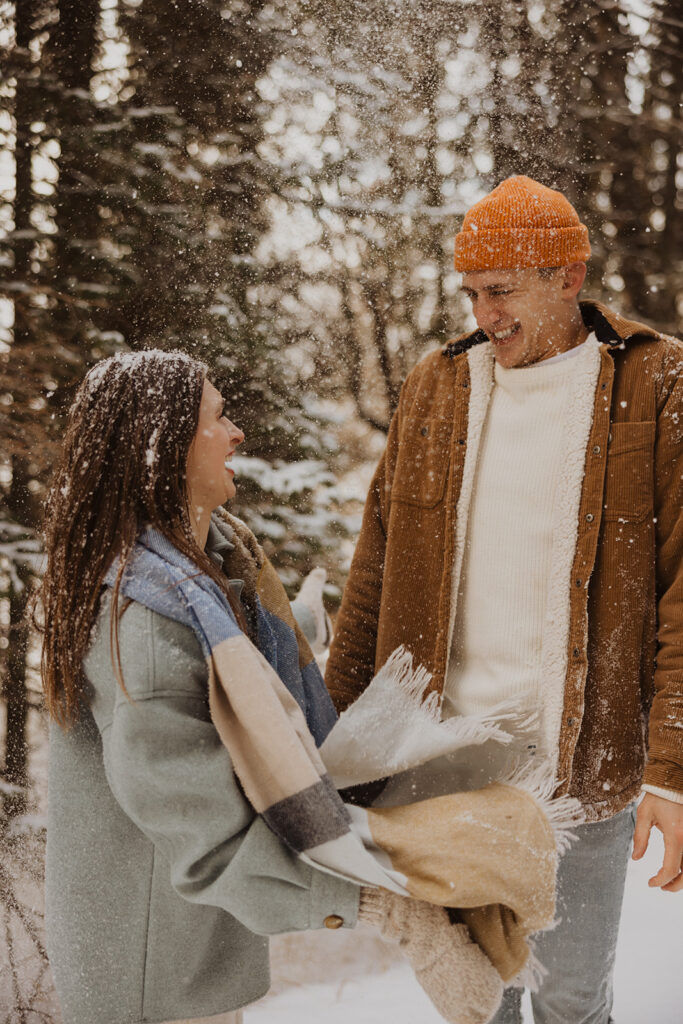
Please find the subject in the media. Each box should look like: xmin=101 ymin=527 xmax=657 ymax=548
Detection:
xmin=323 ymin=646 xmax=556 ymax=789
xmin=507 ymin=937 xmax=548 ymax=992
xmin=500 ymin=759 xmax=585 ymax=856
xmin=378 ymin=646 xmax=540 ymax=746
xmin=377 ymin=646 xmax=441 ymax=721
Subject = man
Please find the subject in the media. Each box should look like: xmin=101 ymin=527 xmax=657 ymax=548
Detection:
xmin=326 ymin=176 xmax=683 ymax=1023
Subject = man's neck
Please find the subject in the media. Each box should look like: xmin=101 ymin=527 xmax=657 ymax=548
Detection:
xmin=533 ymin=309 xmax=589 ymax=365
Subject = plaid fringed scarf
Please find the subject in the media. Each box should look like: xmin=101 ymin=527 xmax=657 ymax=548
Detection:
xmin=106 ymin=510 xmax=583 ymax=985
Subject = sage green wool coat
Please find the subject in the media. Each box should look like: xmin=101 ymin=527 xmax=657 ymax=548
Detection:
xmin=46 ymin=526 xmax=359 ymax=1024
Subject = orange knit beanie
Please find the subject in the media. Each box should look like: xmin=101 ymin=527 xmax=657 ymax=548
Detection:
xmin=454 ymin=176 xmax=591 ymax=271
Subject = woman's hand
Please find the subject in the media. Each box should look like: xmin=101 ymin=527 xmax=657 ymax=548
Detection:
xmin=358 ymin=887 xmax=503 ymax=1024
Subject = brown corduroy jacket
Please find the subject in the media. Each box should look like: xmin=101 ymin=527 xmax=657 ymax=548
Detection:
xmin=326 ymin=300 xmax=683 ymax=821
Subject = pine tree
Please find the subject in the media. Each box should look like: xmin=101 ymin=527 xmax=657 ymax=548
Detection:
xmin=109 ymin=0 xmax=349 ymax=580
xmin=1 ymin=0 xmax=58 ymax=816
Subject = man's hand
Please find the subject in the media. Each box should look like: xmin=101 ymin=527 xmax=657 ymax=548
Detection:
xmin=632 ymin=793 xmax=683 ymax=892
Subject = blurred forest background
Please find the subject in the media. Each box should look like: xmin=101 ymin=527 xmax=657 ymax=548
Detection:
xmin=0 ymin=0 xmax=681 ymax=1018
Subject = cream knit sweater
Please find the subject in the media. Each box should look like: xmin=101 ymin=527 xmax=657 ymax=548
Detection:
xmin=443 ymin=336 xmax=598 ymax=758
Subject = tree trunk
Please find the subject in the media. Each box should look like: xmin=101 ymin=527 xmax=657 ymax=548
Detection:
xmin=46 ymin=0 xmax=101 ymax=370
xmin=1 ymin=1 xmax=46 ymax=817
xmin=2 ymin=465 xmax=33 ymax=817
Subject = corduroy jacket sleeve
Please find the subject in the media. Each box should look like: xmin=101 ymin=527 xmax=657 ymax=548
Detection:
xmin=326 ymin=397 xmax=404 ymax=713
xmin=646 ymin=342 xmax=683 ymax=795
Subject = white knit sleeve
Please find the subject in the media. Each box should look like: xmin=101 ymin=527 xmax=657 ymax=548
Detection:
xmin=640 ymin=784 xmax=683 ymax=806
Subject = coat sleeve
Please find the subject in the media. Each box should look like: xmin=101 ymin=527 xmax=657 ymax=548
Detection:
xmin=325 ymin=398 xmax=403 ymax=713
xmin=645 ymin=344 xmax=683 ymax=796
xmin=91 ymin=602 xmax=360 ymax=936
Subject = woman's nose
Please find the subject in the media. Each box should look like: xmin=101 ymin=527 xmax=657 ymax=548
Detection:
xmin=228 ymin=421 xmax=245 ymax=447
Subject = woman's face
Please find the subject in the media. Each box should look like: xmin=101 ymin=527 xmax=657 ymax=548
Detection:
xmin=186 ymin=379 xmax=244 ymax=516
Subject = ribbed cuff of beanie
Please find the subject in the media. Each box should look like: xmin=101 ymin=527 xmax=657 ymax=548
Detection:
xmin=454 ymin=225 xmax=591 ymax=272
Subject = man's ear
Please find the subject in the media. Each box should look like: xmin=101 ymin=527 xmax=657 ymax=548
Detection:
xmin=562 ymin=262 xmax=587 ymax=298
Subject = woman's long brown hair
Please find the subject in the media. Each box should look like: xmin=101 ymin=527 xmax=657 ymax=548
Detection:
xmin=40 ymin=349 xmax=248 ymax=727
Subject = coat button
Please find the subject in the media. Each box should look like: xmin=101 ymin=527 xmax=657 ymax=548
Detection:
xmin=575 ymin=579 xmax=582 ymax=587
xmin=573 ymin=648 xmax=581 ymax=658
xmin=421 ymin=426 xmax=429 ymax=436
xmin=324 ymin=915 xmax=344 ymax=929
xmin=567 ymin=717 xmax=575 ymax=726
xmin=593 ymin=445 xmax=601 ymax=454
xmin=586 ymin=513 xmax=594 ymax=522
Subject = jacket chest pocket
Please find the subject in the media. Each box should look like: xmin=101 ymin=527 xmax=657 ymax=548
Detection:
xmin=602 ymin=421 xmax=655 ymax=523
xmin=391 ymin=416 xmax=454 ymax=508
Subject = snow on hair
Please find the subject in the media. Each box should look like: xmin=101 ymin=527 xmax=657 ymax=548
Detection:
xmin=40 ymin=349 xmax=247 ymax=725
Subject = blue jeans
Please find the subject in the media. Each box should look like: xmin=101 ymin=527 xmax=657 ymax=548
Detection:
xmin=491 ymin=803 xmax=636 ymax=1024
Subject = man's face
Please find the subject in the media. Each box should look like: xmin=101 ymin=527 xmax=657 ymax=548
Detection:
xmin=460 ymin=267 xmax=578 ymax=369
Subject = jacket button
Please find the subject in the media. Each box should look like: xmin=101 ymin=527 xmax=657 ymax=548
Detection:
xmin=567 ymin=717 xmax=575 ymax=726
xmin=324 ymin=915 xmax=344 ymax=929
xmin=573 ymin=648 xmax=581 ymax=657
xmin=575 ymin=579 xmax=582 ymax=587
xmin=586 ymin=513 xmax=594 ymax=522
xmin=593 ymin=445 xmax=601 ymax=454
xmin=421 ymin=426 xmax=429 ymax=436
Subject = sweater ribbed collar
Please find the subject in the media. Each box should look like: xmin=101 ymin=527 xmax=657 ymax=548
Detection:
xmin=493 ymin=332 xmax=599 ymax=393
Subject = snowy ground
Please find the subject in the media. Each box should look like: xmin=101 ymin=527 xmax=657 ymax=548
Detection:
xmin=246 ymin=828 xmax=681 ymax=1024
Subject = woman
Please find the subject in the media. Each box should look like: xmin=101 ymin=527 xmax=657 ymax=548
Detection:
xmin=41 ymin=350 xmax=363 ymax=1024
xmin=41 ymin=350 xmax=500 ymax=1024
